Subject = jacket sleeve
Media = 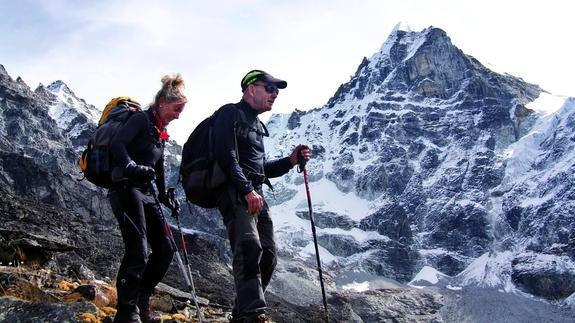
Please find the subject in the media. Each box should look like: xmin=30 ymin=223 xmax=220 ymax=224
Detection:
xmin=264 ymin=157 xmax=293 ymax=178
xmin=154 ymin=153 xmax=166 ymax=194
xmin=110 ymin=112 xmax=148 ymax=168
xmin=213 ymin=105 xmax=254 ymax=195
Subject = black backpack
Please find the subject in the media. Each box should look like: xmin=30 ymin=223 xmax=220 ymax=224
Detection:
xmin=79 ymin=97 xmax=141 ymax=188
xmin=180 ymin=110 xmax=225 ymax=208
xmin=181 ymin=105 xmax=267 ymax=208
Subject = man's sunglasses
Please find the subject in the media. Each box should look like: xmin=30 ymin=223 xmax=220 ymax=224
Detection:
xmin=253 ymin=83 xmax=279 ymax=94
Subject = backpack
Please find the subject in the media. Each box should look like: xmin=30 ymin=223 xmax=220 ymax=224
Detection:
xmin=180 ymin=109 xmax=227 ymax=208
xmin=181 ymin=105 xmax=266 ymax=208
xmin=79 ymin=97 xmax=141 ymax=188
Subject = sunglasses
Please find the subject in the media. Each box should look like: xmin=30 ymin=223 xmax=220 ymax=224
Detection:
xmin=253 ymin=83 xmax=279 ymax=94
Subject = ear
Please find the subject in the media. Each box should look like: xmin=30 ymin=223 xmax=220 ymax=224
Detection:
xmin=158 ymin=97 xmax=166 ymax=107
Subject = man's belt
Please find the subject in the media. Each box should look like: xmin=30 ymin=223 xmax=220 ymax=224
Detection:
xmin=242 ymin=169 xmax=266 ymax=184
xmin=242 ymin=169 xmax=273 ymax=190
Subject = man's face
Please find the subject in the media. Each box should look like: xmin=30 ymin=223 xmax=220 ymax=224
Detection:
xmin=249 ymin=82 xmax=279 ymax=113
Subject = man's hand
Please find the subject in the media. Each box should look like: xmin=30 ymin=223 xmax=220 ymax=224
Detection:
xmin=244 ymin=190 xmax=264 ymax=215
xmin=290 ymin=144 xmax=311 ymax=167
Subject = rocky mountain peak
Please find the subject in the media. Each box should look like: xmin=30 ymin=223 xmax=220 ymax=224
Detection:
xmin=47 ymin=80 xmax=75 ymax=97
xmin=34 ymin=83 xmax=58 ymax=105
xmin=34 ymin=82 xmax=48 ymax=94
xmin=392 ymin=21 xmax=414 ymax=33
xmin=264 ymin=25 xmax=574 ymax=309
xmin=0 ymin=64 xmax=12 ymax=84
xmin=14 ymin=76 xmax=33 ymax=96
xmin=15 ymin=76 xmax=28 ymax=86
xmin=0 ymin=66 xmax=36 ymax=102
xmin=328 ymin=26 xmax=540 ymax=108
xmin=0 ymin=64 xmax=8 ymax=76
xmin=38 ymin=79 xmax=102 ymax=138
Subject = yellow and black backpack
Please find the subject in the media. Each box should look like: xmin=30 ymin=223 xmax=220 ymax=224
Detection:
xmin=79 ymin=97 xmax=141 ymax=188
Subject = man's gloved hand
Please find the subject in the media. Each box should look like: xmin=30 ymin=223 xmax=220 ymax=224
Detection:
xmin=158 ymin=192 xmax=175 ymax=211
xmin=125 ymin=162 xmax=155 ymax=181
xmin=290 ymin=144 xmax=311 ymax=167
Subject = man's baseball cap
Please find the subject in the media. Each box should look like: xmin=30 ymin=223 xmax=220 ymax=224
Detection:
xmin=241 ymin=70 xmax=287 ymax=92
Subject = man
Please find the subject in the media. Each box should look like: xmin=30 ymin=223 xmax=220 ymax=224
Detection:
xmin=213 ymin=70 xmax=311 ymax=322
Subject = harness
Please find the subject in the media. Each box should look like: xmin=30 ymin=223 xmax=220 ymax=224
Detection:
xmin=233 ymin=107 xmax=273 ymax=190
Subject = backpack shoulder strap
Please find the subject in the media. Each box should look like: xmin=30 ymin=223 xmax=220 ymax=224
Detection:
xmin=234 ymin=106 xmax=268 ymax=137
xmin=99 ymin=97 xmax=140 ymax=125
xmin=259 ymin=120 xmax=269 ymax=137
xmin=244 ymin=109 xmax=268 ymax=136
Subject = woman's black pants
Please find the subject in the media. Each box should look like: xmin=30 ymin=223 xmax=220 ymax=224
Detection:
xmin=108 ymin=185 xmax=174 ymax=318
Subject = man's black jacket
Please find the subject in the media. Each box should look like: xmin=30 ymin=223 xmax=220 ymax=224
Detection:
xmin=213 ymin=100 xmax=293 ymax=195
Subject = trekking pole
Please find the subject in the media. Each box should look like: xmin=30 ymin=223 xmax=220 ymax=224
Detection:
xmin=167 ymin=188 xmax=204 ymax=322
xmin=297 ymin=153 xmax=329 ymax=323
xmin=149 ymin=183 xmax=205 ymax=323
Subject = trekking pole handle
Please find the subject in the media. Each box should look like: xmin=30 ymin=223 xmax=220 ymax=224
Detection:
xmin=167 ymin=187 xmax=180 ymax=213
xmin=297 ymin=147 xmax=307 ymax=172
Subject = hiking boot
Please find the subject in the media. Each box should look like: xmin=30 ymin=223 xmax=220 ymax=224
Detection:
xmin=228 ymin=307 xmax=240 ymax=322
xmin=256 ymin=313 xmax=270 ymax=323
xmin=229 ymin=313 xmax=269 ymax=323
xmin=242 ymin=312 xmax=270 ymax=323
xmin=112 ymin=313 xmax=141 ymax=323
xmin=139 ymin=309 xmax=162 ymax=323
xmin=113 ymin=304 xmax=141 ymax=323
xmin=137 ymin=294 xmax=161 ymax=323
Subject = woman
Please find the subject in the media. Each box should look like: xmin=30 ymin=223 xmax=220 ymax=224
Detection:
xmin=109 ymin=74 xmax=187 ymax=323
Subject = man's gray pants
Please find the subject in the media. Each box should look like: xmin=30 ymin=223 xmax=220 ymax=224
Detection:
xmin=217 ymin=184 xmax=277 ymax=319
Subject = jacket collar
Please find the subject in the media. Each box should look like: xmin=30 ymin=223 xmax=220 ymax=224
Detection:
xmin=238 ymin=99 xmax=259 ymax=120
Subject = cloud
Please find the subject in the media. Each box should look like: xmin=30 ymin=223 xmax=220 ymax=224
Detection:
xmin=1 ymin=0 xmax=573 ymax=144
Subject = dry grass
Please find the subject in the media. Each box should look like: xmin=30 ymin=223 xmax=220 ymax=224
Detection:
xmin=57 ymin=280 xmax=79 ymax=292
xmin=77 ymin=312 xmax=99 ymax=323
xmin=1 ymin=265 xmax=225 ymax=322
xmin=0 ymin=265 xmax=57 ymax=303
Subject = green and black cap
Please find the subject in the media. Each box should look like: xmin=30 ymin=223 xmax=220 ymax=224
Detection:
xmin=241 ymin=69 xmax=287 ymax=92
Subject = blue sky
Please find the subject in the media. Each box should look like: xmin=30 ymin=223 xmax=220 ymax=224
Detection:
xmin=1 ymin=0 xmax=573 ymax=144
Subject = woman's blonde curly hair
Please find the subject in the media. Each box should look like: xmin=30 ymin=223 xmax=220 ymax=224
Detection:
xmin=151 ymin=73 xmax=187 ymax=108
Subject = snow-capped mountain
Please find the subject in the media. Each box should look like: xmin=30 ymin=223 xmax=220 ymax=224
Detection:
xmin=45 ymin=80 xmax=100 ymax=123
xmin=2 ymin=23 xmax=574 ymax=320
xmin=264 ymin=25 xmax=575 ymax=304
xmin=0 ymin=64 xmax=114 ymax=216
xmin=0 ymin=64 xmax=184 ymax=218
xmin=35 ymin=80 xmax=100 ymax=151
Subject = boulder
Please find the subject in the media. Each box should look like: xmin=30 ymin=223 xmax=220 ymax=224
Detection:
xmin=512 ymin=253 xmax=575 ymax=300
xmin=0 ymin=297 xmax=99 ymax=323
xmin=329 ymin=288 xmax=443 ymax=322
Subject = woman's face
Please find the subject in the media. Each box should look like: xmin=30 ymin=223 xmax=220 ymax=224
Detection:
xmin=159 ymin=99 xmax=186 ymax=124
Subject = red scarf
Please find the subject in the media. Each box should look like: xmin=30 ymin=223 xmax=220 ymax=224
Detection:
xmin=154 ymin=110 xmax=170 ymax=141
